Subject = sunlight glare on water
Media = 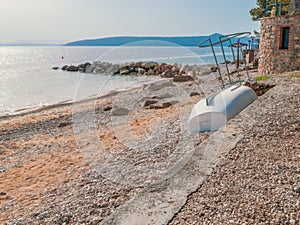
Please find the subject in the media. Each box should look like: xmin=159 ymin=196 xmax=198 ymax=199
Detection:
xmin=0 ymin=46 xmax=231 ymax=115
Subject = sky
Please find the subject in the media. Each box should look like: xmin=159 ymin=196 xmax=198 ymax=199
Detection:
xmin=0 ymin=0 xmax=260 ymax=44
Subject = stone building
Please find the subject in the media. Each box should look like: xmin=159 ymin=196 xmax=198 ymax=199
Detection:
xmin=259 ymin=0 xmax=300 ymax=75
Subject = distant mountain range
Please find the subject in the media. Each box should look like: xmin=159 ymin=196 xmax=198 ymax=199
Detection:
xmin=64 ymin=33 xmax=251 ymax=47
xmin=0 ymin=33 xmax=252 ymax=46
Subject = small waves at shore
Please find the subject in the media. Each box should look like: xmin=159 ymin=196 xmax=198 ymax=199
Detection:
xmin=0 ymin=46 xmax=232 ymax=115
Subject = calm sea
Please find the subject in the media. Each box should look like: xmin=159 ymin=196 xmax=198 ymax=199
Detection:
xmin=0 ymin=46 xmax=232 ymax=115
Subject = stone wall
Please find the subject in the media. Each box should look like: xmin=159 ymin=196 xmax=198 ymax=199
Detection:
xmin=259 ymin=13 xmax=300 ymax=75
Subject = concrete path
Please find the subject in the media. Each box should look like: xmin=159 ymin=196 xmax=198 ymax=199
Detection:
xmin=100 ymin=126 xmax=242 ymax=225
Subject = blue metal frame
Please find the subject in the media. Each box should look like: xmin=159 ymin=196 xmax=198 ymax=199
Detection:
xmin=198 ymin=32 xmax=251 ymax=89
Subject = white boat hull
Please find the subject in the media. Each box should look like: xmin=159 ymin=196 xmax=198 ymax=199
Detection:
xmin=189 ymin=85 xmax=257 ymax=133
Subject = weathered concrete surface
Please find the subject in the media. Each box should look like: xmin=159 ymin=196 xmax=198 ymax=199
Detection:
xmin=100 ymin=126 xmax=242 ymax=225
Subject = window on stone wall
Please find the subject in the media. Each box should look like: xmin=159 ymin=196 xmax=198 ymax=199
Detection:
xmin=280 ymin=27 xmax=290 ymax=49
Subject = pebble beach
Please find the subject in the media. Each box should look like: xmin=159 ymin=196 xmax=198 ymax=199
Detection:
xmin=0 ymin=68 xmax=299 ymax=224
xmin=170 ymin=72 xmax=300 ymax=225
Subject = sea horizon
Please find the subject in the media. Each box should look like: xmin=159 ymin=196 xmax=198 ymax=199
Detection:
xmin=0 ymin=45 xmax=233 ymax=115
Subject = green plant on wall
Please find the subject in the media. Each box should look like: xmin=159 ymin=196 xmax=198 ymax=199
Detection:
xmin=250 ymin=0 xmax=290 ymax=21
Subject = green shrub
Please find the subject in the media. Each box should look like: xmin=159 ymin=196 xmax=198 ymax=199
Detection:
xmin=288 ymin=74 xmax=300 ymax=79
xmin=254 ymin=75 xmax=271 ymax=81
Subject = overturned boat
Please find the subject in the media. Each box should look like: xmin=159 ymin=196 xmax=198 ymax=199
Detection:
xmin=189 ymin=32 xmax=258 ymax=133
xmin=189 ymin=85 xmax=257 ymax=133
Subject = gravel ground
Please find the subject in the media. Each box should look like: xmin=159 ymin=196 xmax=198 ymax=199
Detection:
xmin=169 ymin=73 xmax=300 ymax=225
xmin=0 ymin=74 xmax=213 ymax=224
xmin=2 ymin=68 xmax=298 ymax=225
xmin=0 ymin=103 xmax=142 ymax=224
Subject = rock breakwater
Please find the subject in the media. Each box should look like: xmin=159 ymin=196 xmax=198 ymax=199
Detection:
xmin=56 ymin=61 xmax=212 ymax=82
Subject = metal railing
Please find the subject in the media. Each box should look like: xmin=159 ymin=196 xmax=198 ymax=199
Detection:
xmin=265 ymin=0 xmax=299 ymax=17
xmin=198 ymin=32 xmax=251 ymax=89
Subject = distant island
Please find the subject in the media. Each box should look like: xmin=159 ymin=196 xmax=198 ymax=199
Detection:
xmin=0 ymin=33 xmax=252 ymax=47
xmin=64 ymin=33 xmax=227 ymax=47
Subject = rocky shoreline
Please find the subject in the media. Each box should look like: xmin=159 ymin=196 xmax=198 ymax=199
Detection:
xmin=53 ymin=61 xmax=217 ymax=82
xmin=1 ymin=69 xmax=299 ymax=224
xmin=53 ymin=60 xmax=257 ymax=85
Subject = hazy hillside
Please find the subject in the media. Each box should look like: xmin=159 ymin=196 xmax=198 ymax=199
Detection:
xmin=64 ymin=33 xmax=227 ymax=46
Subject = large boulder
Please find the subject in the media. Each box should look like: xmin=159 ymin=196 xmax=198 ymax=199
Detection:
xmin=107 ymin=64 xmax=120 ymax=74
xmin=143 ymin=80 xmax=175 ymax=92
xmin=66 ymin=65 xmax=79 ymax=72
xmin=84 ymin=62 xmax=92 ymax=67
xmin=144 ymin=62 xmax=158 ymax=70
xmin=142 ymin=100 xmax=158 ymax=108
xmin=137 ymin=68 xmax=146 ymax=75
xmin=94 ymin=68 xmax=106 ymax=74
xmin=146 ymin=69 xmax=155 ymax=75
xmin=190 ymin=92 xmax=201 ymax=97
xmin=173 ymin=75 xmax=194 ymax=82
xmin=78 ymin=62 xmax=91 ymax=70
xmin=77 ymin=63 xmax=91 ymax=73
xmin=94 ymin=61 xmax=112 ymax=69
xmin=161 ymin=69 xmax=175 ymax=78
xmin=171 ymin=66 xmax=180 ymax=73
xmin=154 ymin=65 xmax=160 ymax=72
xmin=91 ymin=61 xmax=112 ymax=74
xmin=85 ymin=65 xmax=95 ymax=73
xmin=62 ymin=65 xmax=68 ymax=71
xmin=160 ymin=64 xmax=172 ymax=73
xmin=149 ymin=102 xmax=173 ymax=109
xmin=120 ymin=69 xmax=130 ymax=75
xmin=179 ymin=70 xmax=187 ymax=75
xmin=111 ymin=107 xmax=130 ymax=116
xmin=210 ymin=66 xmax=218 ymax=72
xmin=135 ymin=62 xmax=143 ymax=68
xmin=129 ymin=67 xmax=136 ymax=73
